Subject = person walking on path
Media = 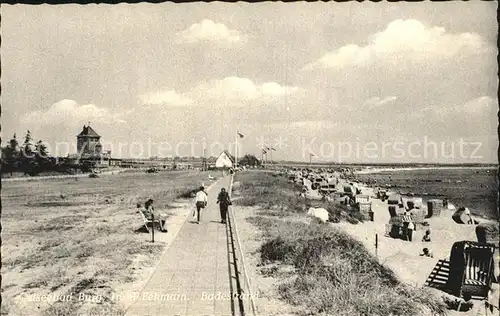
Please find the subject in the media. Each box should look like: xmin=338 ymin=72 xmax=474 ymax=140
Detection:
xmin=216 ymin=188 xmax=231 ymax=224
xmin=194 ymin=186 xmax=208 ymax=224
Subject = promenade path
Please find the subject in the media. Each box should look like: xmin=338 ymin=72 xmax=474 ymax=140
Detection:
xmin=125 ymin=175 xmax=239 ymax=316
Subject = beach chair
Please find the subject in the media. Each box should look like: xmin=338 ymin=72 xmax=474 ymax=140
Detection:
xmin=139 ymin=209 xmax=162 ymax=233
xmin=446 ymin=241 xmax=496 ymax=299
xmin=384 ymin=224 xmax=392 ymax=237
xmin=387 ymin=194 xmax=401 ymax=205
xmin=427 ymin=199 xmax=443 ymax=218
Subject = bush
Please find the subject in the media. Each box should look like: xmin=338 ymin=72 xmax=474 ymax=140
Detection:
xmin=175 ymin=188 xmax=197 ymax=199
xmin=260 ymin=236 xmax=298 ymax=263
xmin=250 ymin=216 xmax=447 ymax=316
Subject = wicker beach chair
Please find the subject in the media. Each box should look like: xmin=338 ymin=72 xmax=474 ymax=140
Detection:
xmin=427 ymin=199 xmax=443 ymax=218
xmin=446 ymin=241 xmax=496 ymax=299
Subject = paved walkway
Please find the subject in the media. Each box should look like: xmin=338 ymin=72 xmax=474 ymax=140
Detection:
xmin=125 ymin=176 xmax=237 ymax=316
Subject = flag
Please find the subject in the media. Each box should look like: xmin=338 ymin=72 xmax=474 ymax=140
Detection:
xmin=310 ymin=153 xmax=315 ymax=157
xmin=265 ymin=146 xmax=270 ymax=150
xmin=271 ymin=147 xmax=276 ymax=151
xmin=262 ymin=149 xmax=267 ymax=154
xmin=237 ymin=131 xmax=244 ymax=138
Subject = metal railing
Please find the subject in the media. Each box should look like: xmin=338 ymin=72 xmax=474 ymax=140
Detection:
xmin=228 ymin=174 xmax=259 ymax=316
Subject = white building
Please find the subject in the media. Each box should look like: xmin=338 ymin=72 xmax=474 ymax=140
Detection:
xmin=215 ymin=150 xmax=235 ymax=169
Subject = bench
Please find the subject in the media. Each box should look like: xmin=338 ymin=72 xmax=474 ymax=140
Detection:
xmin=139 ymin=209 xmax=162 ymax=233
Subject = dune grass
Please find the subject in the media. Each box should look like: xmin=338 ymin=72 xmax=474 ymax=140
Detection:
xmin=237 ymin=171 xmax=448 ymax=316
xmin=234 ymin=171 xmax=363 ymax=223
xmin=235 ymin=172 xmax=304 ymax=211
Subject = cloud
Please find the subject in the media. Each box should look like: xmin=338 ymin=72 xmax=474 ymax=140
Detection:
xmin=138 ymin=90 xmax=193 ymax=107
xmin=461 ymin=96 xmax=497 ymax=114
xmin=422 ymin=96 xmax=497 ymax=117
xmin=304 ymin=19 xmax=491 ymax=70
xmin=414 ymin=96 xmax=497 ymax=142
xmin=176 ymin=19 xmax=244 ymax=44
xmin=192 ymin=76 xmax=303 ymax=101
xmin=364 ymin=96 xmax=397 ymax=108
xmin=262 ymin=82 xmax=301 ymax=97
xmin=21 ymin=99 xmax=127 ymax=126
xmin=140 ymin=77 xmax=303 ymax=107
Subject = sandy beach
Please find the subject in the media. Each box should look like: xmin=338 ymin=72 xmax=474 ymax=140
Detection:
xmin=334 ymin=180 xmax=499 ymax=315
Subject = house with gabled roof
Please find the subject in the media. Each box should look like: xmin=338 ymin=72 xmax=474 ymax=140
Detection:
xmin=215 ymin=150 xmax=235 ymax=169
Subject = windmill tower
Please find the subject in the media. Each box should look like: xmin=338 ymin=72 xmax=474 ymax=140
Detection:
xmin=77 ymin=124 xmax=102 ymax=159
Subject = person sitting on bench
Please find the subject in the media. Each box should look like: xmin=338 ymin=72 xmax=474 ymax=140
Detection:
xmin=143 ymin=199 xmax=167 ymax=232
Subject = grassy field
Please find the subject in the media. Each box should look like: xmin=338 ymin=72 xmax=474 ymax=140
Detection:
xmin=1 ymin=170 xmax=212 ymax=316
xmin=234 ymin=171 xmax=448 ymax=316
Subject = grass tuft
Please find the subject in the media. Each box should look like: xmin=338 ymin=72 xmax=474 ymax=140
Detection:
xmin=175 ymin=187 xmax=198 ymax=199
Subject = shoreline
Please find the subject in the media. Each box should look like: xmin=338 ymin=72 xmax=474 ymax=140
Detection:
xmin=355 ymin=165 xmax=497 ymax=175
xmin=351 ymin=167 xmax=498 ymax=221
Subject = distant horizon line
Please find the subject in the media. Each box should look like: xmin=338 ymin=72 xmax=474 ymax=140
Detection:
xmin=59 ymin=155 xmax=497 ymax=166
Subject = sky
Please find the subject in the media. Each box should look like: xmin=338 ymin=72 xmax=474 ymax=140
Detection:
xmin=1 ymin=2 xmax=498 ymax=163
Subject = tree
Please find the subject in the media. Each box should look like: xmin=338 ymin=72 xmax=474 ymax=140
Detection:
xmin=3 ymin=134 xmax=19 ymax=160
xmin=9 ymin=133 xmax=19 ymax=154
xmin=35 ymin=140 xmax=49 ymax=157
xmin=239 ymin=154 xmax=261 ymax=167
xmin=1 ymin=134 xmax=21 ymax=174
xmin=1 ymin=147 xmax=10 ymax=163
xmin=22 ymin=130 xmax=34 ymax=158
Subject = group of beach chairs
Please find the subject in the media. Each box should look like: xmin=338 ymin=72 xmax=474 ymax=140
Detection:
xmin=381 ymin=194 xmax=498 ymax=306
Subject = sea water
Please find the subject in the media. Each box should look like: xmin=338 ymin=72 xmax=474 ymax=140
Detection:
xmin=355 ymin=167 xmax=498 ymax=219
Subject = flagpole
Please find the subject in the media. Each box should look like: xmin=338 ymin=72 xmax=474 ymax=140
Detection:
xmin=262 ymin=148 xmax=266 ymax=168
xmin=235 ymin=131 xmax=238 ymax=169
